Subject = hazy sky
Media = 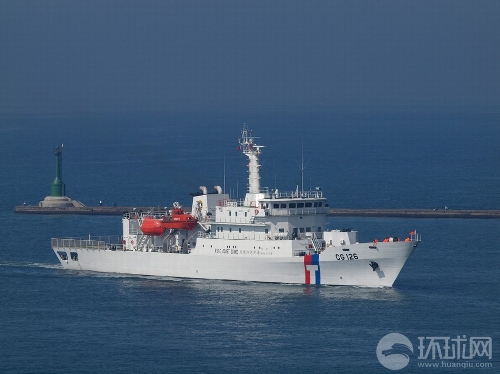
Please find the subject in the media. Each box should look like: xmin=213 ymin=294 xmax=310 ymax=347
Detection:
xmin=1 ymin=0 xmax=499 ymax=114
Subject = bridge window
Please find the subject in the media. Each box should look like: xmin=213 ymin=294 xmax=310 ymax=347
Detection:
xmin=299 ymin=228 xmax=305 ymax=233
xmin=318 ymin=202 xmax=323 ymax=207
xmin=70 ymin=252 xmax=78 ymax=261
xmin=314 ymin=202 xmax=318 ymax=207
xmin=289 ymin=203 xmax=296 ymax=208
xmin=238 ymin=228 xmax=241 ymax=233
xmin=297 ymin=203 xmax=304 ymax=208
xmin=279 ymin=228 xmax=284 ymax=233
xmin=265 ymin=229 xmax=269 ymax=234
xmin=280 ymin=203 xmax=286 ymax=208
xmin=57 ymin=251 xmax=68 ymax=261
xmin=229 ymin=228 xmax=232 ymax=232
xmin=305 ymin=202 xmax=312 ymax=207
xmin=273 ymin=203 xmax=280 ymax=208
xmin=229 ymin=211 xmax=232 ymax=216
xmin=306 ymin=227 xmax=311 ymax=232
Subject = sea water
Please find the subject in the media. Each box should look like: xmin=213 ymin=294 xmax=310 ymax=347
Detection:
xmin=0 ymin=110 xmax=499 ymax=373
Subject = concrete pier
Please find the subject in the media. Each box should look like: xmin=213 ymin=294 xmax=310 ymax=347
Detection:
xmin=13 ymin=205 xmax=500 ymax=218
xmin=14 ymin=205 xmax=152 ymax=215
xmin=327 ymin=208 xmax=500 ymax=219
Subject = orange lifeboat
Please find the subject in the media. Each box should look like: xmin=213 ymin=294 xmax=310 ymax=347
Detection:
xmin=140 ymin=216 xmax=166 ymax=236
xmin=140 ymin=205 xmax=198 ymax=235
xmin=162 ymin=207 xmax=198 ymax=230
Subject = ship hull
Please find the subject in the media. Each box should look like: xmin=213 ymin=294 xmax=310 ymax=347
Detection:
xmin=52 ymin=240 xmax=417 ymax=287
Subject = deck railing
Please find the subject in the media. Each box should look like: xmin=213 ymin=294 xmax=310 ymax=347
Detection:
xmin=268 ymin=207 xmax=328 ymax=216
xmin=51 ymin=236 xmax=123 ymax=251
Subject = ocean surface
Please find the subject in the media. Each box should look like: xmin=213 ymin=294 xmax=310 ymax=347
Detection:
xmin=0 ymin=109 xmax=499 ymax=373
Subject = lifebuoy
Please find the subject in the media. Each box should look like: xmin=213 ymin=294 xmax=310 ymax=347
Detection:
xmin=255 ymin=209 xmax=259 ymax=215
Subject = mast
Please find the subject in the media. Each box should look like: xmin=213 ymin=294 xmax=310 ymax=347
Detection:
xmin=239 ymin=125 xmax=263 ymax=194
xmin=238 ymin=125 xmax=264 ymax=206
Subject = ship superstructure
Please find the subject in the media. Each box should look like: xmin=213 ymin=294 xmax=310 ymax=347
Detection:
xmin=52 ymin=125 xmax=420 ymax=287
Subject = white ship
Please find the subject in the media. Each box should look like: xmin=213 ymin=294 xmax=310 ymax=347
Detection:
xmin=52 ymin=125 xmax=420 ymax=287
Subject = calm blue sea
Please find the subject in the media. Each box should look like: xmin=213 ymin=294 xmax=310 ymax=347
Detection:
xmin=0 ymin=110 xmax=499 ymax=373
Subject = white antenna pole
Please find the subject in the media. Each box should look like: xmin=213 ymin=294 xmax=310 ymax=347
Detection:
xmin=223 ymin=152 xmax=226 ymax=194
xmin=295 ymin=141 xmax=310 ymax=194
xmin=301 ymin=142 xmax=304 ymax=193
xmin=273 ymin=156 xmax=277 ymax=190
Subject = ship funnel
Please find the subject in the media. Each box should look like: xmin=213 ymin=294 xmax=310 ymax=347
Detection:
xmin=199 ymin=186 xmax=208 ymax=195
xmin=214 ymin=186 xmax=222 ymax=194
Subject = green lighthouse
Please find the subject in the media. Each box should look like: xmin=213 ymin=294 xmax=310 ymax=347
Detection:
xmin=51 ymin=145 xmax=66 ymax=197
xmin=38 ymin=145 xmax=84 ymax=208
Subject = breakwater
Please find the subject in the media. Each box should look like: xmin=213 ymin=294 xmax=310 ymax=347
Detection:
xmin=13 ymin=205 xmax=500 ymax=218
xmin=328 ymin=208 xmax=500 ymax=219
xmin=14 ymin=205 xmax=152 ymax=215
